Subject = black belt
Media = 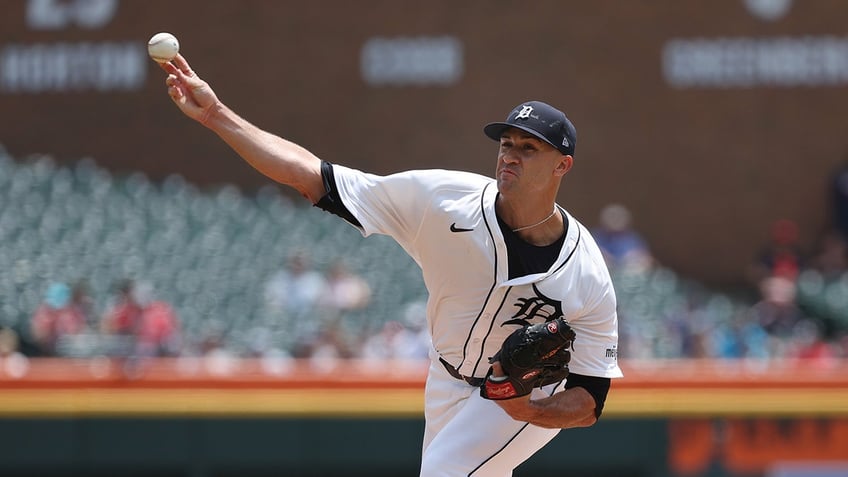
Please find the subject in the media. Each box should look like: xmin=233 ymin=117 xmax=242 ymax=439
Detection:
xmin=439 ymin=357 xmax=486 ymax=387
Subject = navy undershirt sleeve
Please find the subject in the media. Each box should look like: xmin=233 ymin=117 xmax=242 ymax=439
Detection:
xmin=314 ymin=161 xmax=361 ymax=227
xmin=564 ymin=373 xmax=611 ymax=419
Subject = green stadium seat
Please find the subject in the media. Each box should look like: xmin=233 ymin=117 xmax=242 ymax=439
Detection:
xmin=3 ymin=151 xmax=819 ymax=360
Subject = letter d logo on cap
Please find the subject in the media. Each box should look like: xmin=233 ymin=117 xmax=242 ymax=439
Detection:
xmin=514 ymin=105 xmax=533 ymax=120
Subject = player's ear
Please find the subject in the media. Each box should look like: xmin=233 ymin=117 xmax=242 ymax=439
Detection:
xmin=553 ymin=155 xmax=573 ymax=177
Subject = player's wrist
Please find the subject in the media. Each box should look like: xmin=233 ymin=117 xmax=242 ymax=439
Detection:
xmin=199 ymin=99 xmax=224 ymax=126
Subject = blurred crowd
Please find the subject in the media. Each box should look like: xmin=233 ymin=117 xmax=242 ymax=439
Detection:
xmin=1 ymin=251 xmax=431 ymax=371
xmin=260 ymin=252 xmax=429 ymax=362
xmin=2 ymin=158 xmax=848 ymax=370
xmin=8 ymin=197 xmax=847 ymax=369
xmin=605 ymin=158 xmax=848 ymax=363
xmin=24 ymin=278 xmax=181 ymax=359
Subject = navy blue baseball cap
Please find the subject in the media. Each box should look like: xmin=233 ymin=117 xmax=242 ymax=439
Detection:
xmin=484 ymin=101 xmax=577 ymax=156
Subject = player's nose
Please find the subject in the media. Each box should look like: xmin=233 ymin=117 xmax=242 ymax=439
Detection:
xmin=500 ymin=150 xmax=521 ymax=164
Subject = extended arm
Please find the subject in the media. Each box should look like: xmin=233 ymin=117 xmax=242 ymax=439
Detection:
xmin=159 ymin=54 xmax=325 ymax=203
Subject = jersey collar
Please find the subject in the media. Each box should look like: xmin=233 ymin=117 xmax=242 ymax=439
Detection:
xmin=481 ymin=184 xmax=581 ymax=286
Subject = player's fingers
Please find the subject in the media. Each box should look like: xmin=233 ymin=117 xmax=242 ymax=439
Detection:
xmin=491 ymin=361 xmax=506 ymax=376
xmin=159 ymin=61 xmax=179 ymax=75
xmin=165 ymin=75 xmax=187 ymax=100
xmin=172 ymin=54 xmax=194 ymax=77
xmin=167 ymin=84 xmax=183 ymax=101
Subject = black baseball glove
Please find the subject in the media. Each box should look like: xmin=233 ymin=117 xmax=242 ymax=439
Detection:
xmin=480 ymin=317 xmax=576 ymax=400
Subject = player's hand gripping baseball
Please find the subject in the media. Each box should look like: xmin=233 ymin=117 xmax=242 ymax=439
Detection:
xmin=159 ymin=54 xmax=221 ymax=125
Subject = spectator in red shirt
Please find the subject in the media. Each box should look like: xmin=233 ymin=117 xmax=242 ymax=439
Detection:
xmin=30 ymin=282 xmax=86 ymax=356
xmin=101 ymin=279 xmax=143 ymax=337
xmin=749 ymin=219 xmax=805 ymax=286
xmin=133 ymin=282 xmax=181 ymax=357
xmin=101 ymin=280 xmax=181 ymax=358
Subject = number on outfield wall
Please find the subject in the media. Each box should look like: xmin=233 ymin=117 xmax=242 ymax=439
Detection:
xmin=26 ymin=0 xmax=118 ymax=30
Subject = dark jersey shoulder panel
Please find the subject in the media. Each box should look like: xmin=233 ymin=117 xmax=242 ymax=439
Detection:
xmin=314 ymin=161 xmax=362 ymax=227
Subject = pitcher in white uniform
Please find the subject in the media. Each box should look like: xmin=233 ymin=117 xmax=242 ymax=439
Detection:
xmin=158 ymin=53 xmax=623 ymax=476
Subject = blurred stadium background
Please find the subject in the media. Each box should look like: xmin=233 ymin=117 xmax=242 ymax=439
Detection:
xmin=2 ymin=1 xmax=848 ymax=476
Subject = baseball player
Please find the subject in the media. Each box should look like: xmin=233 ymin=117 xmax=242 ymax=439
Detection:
xmin=159 ymin=54 xmax=622 ymax=476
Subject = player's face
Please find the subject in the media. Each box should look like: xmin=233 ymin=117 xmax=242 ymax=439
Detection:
xmin=495 ymin=129 xmax=566 ymax=195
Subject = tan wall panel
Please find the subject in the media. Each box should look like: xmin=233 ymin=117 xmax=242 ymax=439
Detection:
xmin=3 ymin=0 xmax=847 ymax=285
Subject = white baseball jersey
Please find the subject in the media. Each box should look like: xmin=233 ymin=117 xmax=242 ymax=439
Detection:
xmin=330 ymin=164 xmax=622 ymax=476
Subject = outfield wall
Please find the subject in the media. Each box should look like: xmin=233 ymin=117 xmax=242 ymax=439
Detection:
xmin=0 ymin=358 xmax=846 ymax=477
xmin=3 ymin=1 xmax=848 ymax=286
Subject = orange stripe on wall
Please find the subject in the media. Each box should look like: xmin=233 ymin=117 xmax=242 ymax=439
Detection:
xmin=0 ymin=387 xmax=846 ymax=418
xmin=1 ymin=358 xmax=847 ymax=417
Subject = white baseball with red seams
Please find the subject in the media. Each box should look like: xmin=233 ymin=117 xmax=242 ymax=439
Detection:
xmin=330 ymin=165 xmax=623 ymax=476
xmin=147 ymin=32 xmax=180 ymax=63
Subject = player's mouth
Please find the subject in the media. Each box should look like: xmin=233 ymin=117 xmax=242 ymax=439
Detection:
xmin=498 ymin=167 xmax=519 ymax=179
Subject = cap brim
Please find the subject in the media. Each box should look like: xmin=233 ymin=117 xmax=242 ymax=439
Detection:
xmin=483 ymin=122 xmax=560 ymax=153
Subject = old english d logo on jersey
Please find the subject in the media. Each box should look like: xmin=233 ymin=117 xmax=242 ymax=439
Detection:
xmin=502 ymin=284 xmax=563 ymax=327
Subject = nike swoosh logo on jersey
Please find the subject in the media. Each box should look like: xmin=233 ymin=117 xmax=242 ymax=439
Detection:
xmin=450 ymin=223 xmax=474 ymax=233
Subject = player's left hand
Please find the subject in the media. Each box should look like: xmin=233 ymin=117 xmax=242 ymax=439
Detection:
xmin=480 ymin=317 xmax=575 ymax=401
